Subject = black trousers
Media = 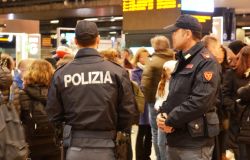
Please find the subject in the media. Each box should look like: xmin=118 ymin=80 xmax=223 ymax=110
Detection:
xmin=136 ymin=125 xmax=152 ymax=160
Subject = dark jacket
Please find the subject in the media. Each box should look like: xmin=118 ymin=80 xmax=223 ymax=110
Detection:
xmin=222 ymin=69 xmax=250 ymax=118
xmin=237 ymin=83 xmax=250 ymax=144
xmin=46 ymin=48 xmax=136 ymax=147
xmin=162 ymin=42 xmax=221 ymax=148
xmin=141 ymin=49 xmax=174 ymax=103
xmin=0 ymin=67 xmax=12 ymax=104
xmin=237 ymin=83 xmax=250 ymax=104
xmin=19 ymin=84 xmax=60 ymax=158
xmin=0 ymin=66 xmax=13 ymax=160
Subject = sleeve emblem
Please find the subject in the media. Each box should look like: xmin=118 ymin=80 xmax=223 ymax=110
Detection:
xmin=203 ymin=71 xmax=213 ymax=81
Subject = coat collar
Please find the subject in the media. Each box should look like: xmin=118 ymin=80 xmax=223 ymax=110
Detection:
xmin=75 ymin=48 xmax=101 ymax=59
xmin=176 ymin=41 xmax=204 ymax=62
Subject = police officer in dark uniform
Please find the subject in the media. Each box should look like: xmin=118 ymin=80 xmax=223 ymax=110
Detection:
xmin=157 ymin=15 xmax=221 ymax=160
xmin=46 ymin=20 xmax=136 ymax=160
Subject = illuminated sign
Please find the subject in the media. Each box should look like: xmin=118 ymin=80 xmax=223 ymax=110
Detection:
xmin=123 ymin=0 xmax=179 ymax=12
xmin=123 ymin=0 xmax=154 ymax=11
xmin=191 ymin=15 xmax=211 ymax=23
xmin=157 ymin=0 xmax=177 ymax=9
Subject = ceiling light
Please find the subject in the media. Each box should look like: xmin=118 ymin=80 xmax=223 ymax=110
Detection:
xmin=109 ymin=32 xmax=117 ymax=34
xmin=8 ymin=13 xmax=14 ymax=20
xmin=64 ymin=0 xmax=68 ymax=6
xmin=242 ymin=27 xmax=250 ymax=30
xmin=50 ymin=20 xmax=59 ymax=24
xmin=84 ymin=18 xmax=98 ymax=21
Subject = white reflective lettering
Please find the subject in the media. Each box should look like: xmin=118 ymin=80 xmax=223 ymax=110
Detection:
xmin=104 ymin=71 xmax=113 ymax=84
xmin=64 ymin=75 xmax=72 ymax=87
xmin=81 ymin=73 xmax=88 ymax=84
xmin=88 ymin=72 xmax=92 ymax=83
xmin=92 ymin=71 xmax=101 ymax=84
xmin=63 ymin=71 xmax=113 ymax=87
xmin=100 ymin=71 xmax=103 ymax=83
xmin=72 ymin=73 xmax=81 ymax=86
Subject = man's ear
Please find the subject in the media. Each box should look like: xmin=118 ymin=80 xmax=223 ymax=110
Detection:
xmin=96 ymin=35 xmax=100 ymax=47
xmin=96 ymin=35 xmax=100 ymax=45
xmin=74 ymin=38 xmax=78 ymax=46
xmin=186 ymin=30 xmax=193 ymax=39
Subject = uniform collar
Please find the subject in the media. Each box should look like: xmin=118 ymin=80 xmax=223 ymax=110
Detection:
xmin=75 ymin=48 xmax=101 ymax=59
xmin=173 ymin=42 xmax=204 ymax=74
xmin=177 ymin=41 xmax=204 ymax=61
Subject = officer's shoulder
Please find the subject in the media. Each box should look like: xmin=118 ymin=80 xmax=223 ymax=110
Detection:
xmin=199 ymin=49 xmax=215 ymax=61
xmin=54 ymin=63 xmax=68 ymax=74
xmin=106 ymin=60 xmax=124 ymax=69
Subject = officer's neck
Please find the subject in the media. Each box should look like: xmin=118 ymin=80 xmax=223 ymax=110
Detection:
xmin=78 ymin=44 xmax=98 ymax=50
xmin=182 ymin=39 xmax=198 ymax=54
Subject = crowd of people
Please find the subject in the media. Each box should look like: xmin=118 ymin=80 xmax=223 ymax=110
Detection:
xmin=0 ymin=14 xmax=250 ymax=160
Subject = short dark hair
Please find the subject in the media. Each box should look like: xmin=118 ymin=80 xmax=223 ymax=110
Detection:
xmin=191 ymin=31 xmax=202 ymax=40
xmin=76 ymin=37 xmax=97 ymax=47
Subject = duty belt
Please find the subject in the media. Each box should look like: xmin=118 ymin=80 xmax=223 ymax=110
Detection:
xmin=72 ymin=130 xmax=116 ymax=139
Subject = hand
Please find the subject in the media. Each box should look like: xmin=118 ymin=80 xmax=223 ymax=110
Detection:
xmin=162 ymin=125 xmax=174 ymax=133
xmin=156 ymin=113 xmax=174 ymax=133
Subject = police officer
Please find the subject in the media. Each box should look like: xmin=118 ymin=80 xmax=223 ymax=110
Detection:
xmin=157 ymin=15 xmax=221 ymax=160
xmin=46 ymin=20 xmax=136 ymax=160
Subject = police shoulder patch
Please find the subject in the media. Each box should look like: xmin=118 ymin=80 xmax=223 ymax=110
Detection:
xmin=203 ymin=71 xmax=213 ymax=81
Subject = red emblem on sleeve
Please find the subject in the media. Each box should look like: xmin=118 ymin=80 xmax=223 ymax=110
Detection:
xmin=204 ymin=71 xmax=213 ymax=81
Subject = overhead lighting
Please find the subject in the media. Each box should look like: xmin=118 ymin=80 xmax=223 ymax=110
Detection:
xmin=84 ymin=18 xmax=98 ymax=21
xmin=64 ymin=0 xmax=68 ymax=6
xmin=109 ymin=32 xmax=117 ymax=34
xmin=242 ymin=27 xmax=250 ymax=30
xmin=8 ymin=13 xmax=14 ymax=20
xmin=50 ymin=20 xmax=59 ymax=24
xmin=8 ymin=35 xmax=13 ymax=42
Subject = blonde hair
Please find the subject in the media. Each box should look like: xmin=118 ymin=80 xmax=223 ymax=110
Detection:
xmin=17 ymin=59 xmax=35 ymax=70
xmin=23 ymin=59 xmax=54 ymax=87
xmin=151 ymin=35 xmax=170 ymax=52
xmin=100 ymin=48 xmax=121 ymax=64
xmin=157 ymin=67 xmax=171 ymax=97
xmin=131 ymin=48 xmax=149 ymax=66
xmin=56 ymin=54 xmax=74 ymax=68
xmin=157 ymin=60 xmax=176 ymax=97
xmin=202 ymin=35 xmax=219 ymax=48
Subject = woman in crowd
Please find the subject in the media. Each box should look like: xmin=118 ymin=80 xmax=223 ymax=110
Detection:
xmin=122 ymin=48 xmax=134 ymax=69
xmin=100 ymin=48 xmax=122 ymax=65
xmin=222 ymin=45 xmax=250 ymax=160
xmin=131 ymin=48 xmax=151 ymax=160
xmin=0 ymin=52 xmax=28 ymax=160
xmin=0 ymin=53 xmax=21 ymax=113
xmin=19 ymin=59 xmax=60 ymax=160
xmin=237 ymin=82 xmax=250 ymax=160
xmin=154 ymin=60 xmax=176 ymax=160
xmin=14 ymin=59 xmax=35 ymax=89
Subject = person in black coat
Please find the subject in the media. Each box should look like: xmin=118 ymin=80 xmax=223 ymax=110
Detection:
xmin=222 ymin=45 xmax=250 ymax=160
xmin=19 ymin=59 xmax=60 ymax=160
xmin=237 ymin=82 xmax=250 ymax=160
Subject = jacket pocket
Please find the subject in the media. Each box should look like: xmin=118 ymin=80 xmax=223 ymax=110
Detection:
xmin=205 ymin=112 xmax=220 ymax=137
xmin=187 ymin=117 xmax=205 ymax=137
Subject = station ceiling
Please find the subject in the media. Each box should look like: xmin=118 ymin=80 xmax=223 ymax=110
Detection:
xmin=0 ymin=0 xmax=250 ymax=34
